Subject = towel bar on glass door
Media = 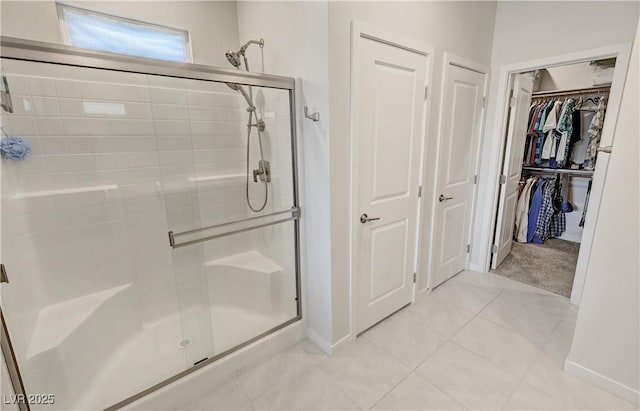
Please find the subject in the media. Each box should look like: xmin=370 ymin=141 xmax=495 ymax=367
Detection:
xmin=168 ymin=207 xmax=300 ymax=249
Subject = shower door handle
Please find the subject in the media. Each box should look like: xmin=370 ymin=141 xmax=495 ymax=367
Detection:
xmin=360 ymin=213 xmax=380 ymax=224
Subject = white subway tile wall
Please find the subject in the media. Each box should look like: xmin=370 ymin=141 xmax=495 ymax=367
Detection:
xmin=1 ymin=59 xmax=296 ymax=410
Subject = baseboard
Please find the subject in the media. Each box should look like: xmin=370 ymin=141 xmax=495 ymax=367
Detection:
xmin=330 ymin=333 xmax=353 ymax=355
xmin=306 ymin=328 xmax=354 ymax=357
xmin=564 ymin=359 xmax=640 ymax=405
xmin=306 ymin=328 xmax=332 ymax=355
xmin=559 ymin=234 xmax=582 ymax=243
xmin=468 ymin=262 xmax=484 ymax=272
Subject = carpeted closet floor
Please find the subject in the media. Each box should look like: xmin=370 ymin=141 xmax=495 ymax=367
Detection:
xmin=491 ymin=238 xmax=580 ymax=298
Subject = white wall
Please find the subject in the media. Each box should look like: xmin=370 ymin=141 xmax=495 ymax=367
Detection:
xmin=0 ymin=0 xmax=240 ymax=67
xmin=236 ymin=2 xmax=333 ymax=350
xmin=472 ymin=1 xmax=640 ymax=271
xmin=327 ymin=1 xmax=497 ymax=346
xmin=537 ymin=62 xmax=609 ymax=92
xmin=565 ymin=19 xmax=640 ymax=404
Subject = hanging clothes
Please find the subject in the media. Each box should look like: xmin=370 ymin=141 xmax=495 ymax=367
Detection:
xmin=570 ymin=104 xmax=596 ymax=165
xmin=533 ymin=180 xmax=557 ymax=242
xmin=515 ymin=177 xmax=537 ymax=242
xmin=534 ymin=101 xmax=552 ymax=164
xmin=527 ymin=178 xmax=546 ymax=243
xmin=556 ymin=98 xmax=576 ymax=166
xmin=519 ymin=89 xmax=608 ymax=246
xmin=559 ymin=174 xmax=573 ymax=212
xmin=541 ymin=100 xmax=563 ymax=160
xmin=566 ymin=106 xmax=582 ymax=162
xmin=583 ymin=97 xmax=607 ymax=170
xmin=550 ymin=175 xmax=567 ymax=238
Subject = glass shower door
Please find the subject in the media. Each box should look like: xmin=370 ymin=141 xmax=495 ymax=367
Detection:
xmin=148 ymin=76 xmax=299 ymax=364
xmin=0 ymin=59 xmax=193 ymax=409
xmin=0 ymin=50 xmax=300 ymax=410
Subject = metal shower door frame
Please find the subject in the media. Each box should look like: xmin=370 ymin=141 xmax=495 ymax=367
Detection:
xmin=0 ymin=36 xmax=302 ymax=410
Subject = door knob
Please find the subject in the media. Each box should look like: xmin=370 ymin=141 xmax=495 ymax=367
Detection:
xmin=360 ymin=213 xmax=381 ymax=223
xmin=439 ymin=194 xmax=453 ymax=202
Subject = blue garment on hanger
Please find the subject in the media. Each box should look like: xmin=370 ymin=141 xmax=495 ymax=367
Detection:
xmin=527 ymin=179 xmax=546 ymax=243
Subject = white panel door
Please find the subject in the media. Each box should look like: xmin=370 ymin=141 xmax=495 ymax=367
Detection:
xmin=492 ymin=74 xmax=534 ymax=269
xmin=353 ymin=36 xmax=428 ymax=334
xmin=431 ymin=64 xmax=487 ymax=288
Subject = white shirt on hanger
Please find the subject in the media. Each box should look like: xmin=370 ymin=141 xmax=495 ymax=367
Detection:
xmin=541 ymin=100 xmax=562 ymax=159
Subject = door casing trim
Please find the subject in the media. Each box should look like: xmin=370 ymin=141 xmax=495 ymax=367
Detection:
xmin=479 ymin=43 xmax=633 ymax=306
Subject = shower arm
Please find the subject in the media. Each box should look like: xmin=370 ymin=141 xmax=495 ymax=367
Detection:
xmin=239 ymin=39 xmax=264 ymax=55
xmin=239 ymin=39 xmax=263 ymax=99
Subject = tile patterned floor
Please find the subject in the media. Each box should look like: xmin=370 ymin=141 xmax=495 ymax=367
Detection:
xmin=177 ymin=271 xmax=638 ymax=410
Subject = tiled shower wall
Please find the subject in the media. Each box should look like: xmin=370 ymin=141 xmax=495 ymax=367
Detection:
xmin=0 ymin=58 xmax=295 ymax=409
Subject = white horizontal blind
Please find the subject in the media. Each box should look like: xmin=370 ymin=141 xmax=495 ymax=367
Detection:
xmin=57 ymin=4 xmax=191 ymax=63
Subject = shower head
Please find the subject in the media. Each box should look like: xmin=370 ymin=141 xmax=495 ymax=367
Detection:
xmin=224 ymin=39 xmax=264 ymax=70
xmin=225 ymin=51 xmax=242 ymax=68
xmin=225 ymin=83 xmax=254 ymax=111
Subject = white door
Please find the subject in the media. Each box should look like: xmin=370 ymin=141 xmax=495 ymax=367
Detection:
xmin=353 ymin=36 xmax=428 ymax=334
xmin=492 ymin=74 xmax=534 ymax=269
xmin=431 ymin=63 xmax=487 ymax=288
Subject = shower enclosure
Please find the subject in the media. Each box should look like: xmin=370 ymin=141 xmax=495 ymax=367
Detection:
xmin=0 ymin=37 xmax=300 ymax=410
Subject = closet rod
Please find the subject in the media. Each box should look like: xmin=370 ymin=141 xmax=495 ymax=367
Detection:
xmin=522 ymin=166 xmax=594 ymax=177
xmin=531 ymin=85 xmax=611 ymax=98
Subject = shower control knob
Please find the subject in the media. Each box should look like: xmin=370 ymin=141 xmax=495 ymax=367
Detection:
xmin=360 ymin=213 xmax=381 ymax=224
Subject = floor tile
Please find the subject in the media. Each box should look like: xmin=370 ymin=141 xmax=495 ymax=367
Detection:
xmin=298 ymin=338 xmax=330 ymax=364
xmin=237 ymin=345 xmax=316 ymax=400
xmin=416 ymin=341 xmax=519 ymax=410
xmin=503 ymin=380 xmax=571 ymax=410
xmin=542 ymin=319 xmax=576 ymax=366
xmin=523 ymin=353 xmax=637 ymax=410
xmin=479 ymin=291 xmax=560 ymax=346
xmin=252 ymin=367 xmax=358 ymax=410
xmin=451 ymin=270 xmax=512 ymax=292
xmin=364 ymin=309 xmax=445 ymax=368
xmin=431 ymin=272 xmax=503 ymax=313
xmin=177 ymin=379 xmax=253 ymax=411
xmin=372 ymin=373 xmax=465 ymax=410
xmin=452 ymin=316 xmax=540 ymax=378
xmin=409 ymin=296 xmax=475 ymax=339
xmin=500 ymin=287 xmax=577 ymax=319
xmin=318 ymin=338 xmax=411 ymax=410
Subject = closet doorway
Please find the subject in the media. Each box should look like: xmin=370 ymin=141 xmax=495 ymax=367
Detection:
xmin=489 ymin=47 xmax=631 ymax=303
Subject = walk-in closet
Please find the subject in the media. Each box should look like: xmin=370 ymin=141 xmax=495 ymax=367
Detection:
xmin=491 ymin=59 xmax=615 ymax=298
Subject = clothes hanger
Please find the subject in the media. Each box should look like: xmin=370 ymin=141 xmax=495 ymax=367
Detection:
xmin=584 ymin=97 xmax=598 ymax=105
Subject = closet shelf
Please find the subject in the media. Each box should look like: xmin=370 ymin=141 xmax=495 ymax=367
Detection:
xmin=522 ymin=166 xmax=594 ymax=177
xmin=205 ymin=250 xmax=282 ymax=275
xmin=531 ymin=85 xmax=611 ymax=98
